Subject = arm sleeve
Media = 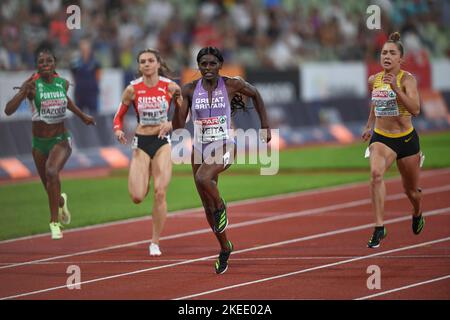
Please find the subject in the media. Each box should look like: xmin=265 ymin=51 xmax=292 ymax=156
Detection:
xmin=113 ymin=103 xmax=130 ymax=131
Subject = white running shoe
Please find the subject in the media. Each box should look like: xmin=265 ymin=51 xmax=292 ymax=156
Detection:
xmin=49 ymin=222 xmax=63 ymax=240
xmin=149 ymin=243 xmax=162 ymax=256
xmin=58 ymin=193 xmax=71 ymax=225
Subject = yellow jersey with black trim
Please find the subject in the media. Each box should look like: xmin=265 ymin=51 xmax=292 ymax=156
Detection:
xmin=371 ymin=70 xmax=410 ymax=117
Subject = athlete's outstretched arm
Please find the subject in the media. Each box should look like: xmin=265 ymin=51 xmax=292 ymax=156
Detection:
xmin=229 ymin=77 xmax=271 ymax=142
xmin=363 ymin=75 xmax=376 ymax=141
xmin=113 ymin=85 xmax=134 ymax=144
xmin=398 ymin=74 xmax=420 ymax=116
xmin=159 ymin=82 xmax=184 ymax=138
xmin=172 ymin=83 xmax=192 ymax=130
xmin=63 ymin=78 xmax=95 ymax=125
xmin=5 ymin=75 xmax=35 ymax=116
xmin=67 ymin=97 xmax=96 ymax=125
xmin=168 ymin=82 xmax=183 ymax=109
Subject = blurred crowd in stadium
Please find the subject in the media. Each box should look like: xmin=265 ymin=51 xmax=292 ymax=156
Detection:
xmin=0 ymin=0 xmax=449 ymax=73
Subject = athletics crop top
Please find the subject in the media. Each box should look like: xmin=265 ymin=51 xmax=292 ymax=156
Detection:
xmin=113 ymin=76 xmax=173 ymax=130
xmin=30 ymin=74 xmax=68 ymax=124
xmin=371 ymin=70 xmax=411 ymax=117
xmin=191 ymin=77 xmax=232 ymax=144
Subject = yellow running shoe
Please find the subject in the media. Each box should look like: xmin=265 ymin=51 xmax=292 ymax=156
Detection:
xmin=58 ymin=193 xmax=71 ymax=225
xmin=49 ymin=222 xmax=63 ymax=240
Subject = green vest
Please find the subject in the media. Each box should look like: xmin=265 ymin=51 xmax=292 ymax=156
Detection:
xmin=31 ymin=76 xmax=68 ymax=124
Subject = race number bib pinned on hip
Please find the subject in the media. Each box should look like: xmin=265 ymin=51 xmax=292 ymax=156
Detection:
xmin=132 ymin=136 xmax=138 ymax=149
xmin=419 ymin=152 xmax=425 ymax=168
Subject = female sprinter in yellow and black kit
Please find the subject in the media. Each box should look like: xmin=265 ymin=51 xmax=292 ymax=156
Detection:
xmin=362 ymin=32 xmax=424 ymax=248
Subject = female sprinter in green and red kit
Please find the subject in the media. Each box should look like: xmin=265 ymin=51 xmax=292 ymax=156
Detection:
xmin=363 ymin=32 xmax=424 ymax=248
xmin=113 ymin=49 xmax=182 ymax=256
xmin=4 ymin=48 xmax=95 ymax=240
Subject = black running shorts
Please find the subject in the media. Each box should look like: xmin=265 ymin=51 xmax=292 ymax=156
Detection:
xmin=369 ymin=128 xmax=420 ymax=160
xmin=133 ymin=134 xmax=169 ymax=159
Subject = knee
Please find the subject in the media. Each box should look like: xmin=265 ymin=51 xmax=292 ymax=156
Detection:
xmin=194 ymin=173 xmax=210 ymax=189
xmin=370 ymin=169 xmax=383 ymax=185
xmin=405 ymin=187 xmax=421 ymax=200
xmin=130 ymin=194 xmax=144 ymax=204
xmin=154 ymin=187 xmax=166 ymax=203
xmin=45 ymin=167 xmax=59 ymax=182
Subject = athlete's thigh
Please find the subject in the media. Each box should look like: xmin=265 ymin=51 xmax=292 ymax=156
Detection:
xmin=397 ymin=153 xmax=421 ymax=190
xmin=128 ymin=148 xmax=151 ymax=196
xmin=201 ymin=142 xmax=235 ymax=177
xmin=195 ymin=162 xmax=228 ymax=183
xmin=46 ymin=140 xmax=72 ymax=173
xmin=151 ymin=144 xmax=172 ymax=191
xmin=369 ymin=142 xmax=397 ymax=174
xmin=214 ymin=144 xmax=236 ymax=184
xmin=191 ymin=148 xmax=222 ymax=203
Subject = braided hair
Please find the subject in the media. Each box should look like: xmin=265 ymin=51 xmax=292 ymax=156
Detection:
xmin=197 ymin=46 xmax=248 ymax=115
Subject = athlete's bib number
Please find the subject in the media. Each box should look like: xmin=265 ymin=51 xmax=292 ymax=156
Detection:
xmin=138 ymin=100 xmax=168 ymax=126
xmin=372 ymin=89 xmax=399 ymax=117
xmin=194 ymin=116 xmax=228 ymax=143
xmin=139 ymin=110 xmax=167 ymax=125
xmin=40 ymin=100 xmax=67 ymax=124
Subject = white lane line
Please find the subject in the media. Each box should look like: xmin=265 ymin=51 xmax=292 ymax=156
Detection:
xmin=355 ymin=275 xmax=450 ymax=300
xmin=173 ymin=237 xmax=450 ymax=300
xmin=2 ymin=168 xmax=449 ymax=244
xmin=1 ymin=185 xmax=449 ymax=271
xmin=1 ymin=207 xmax=449 ymax=300
xmin=1 ymin=255 xmax=448 ymax=265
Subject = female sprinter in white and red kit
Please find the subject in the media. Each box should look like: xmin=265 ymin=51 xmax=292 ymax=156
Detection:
xmin=113 ymin=49 xmax=182 ymax=256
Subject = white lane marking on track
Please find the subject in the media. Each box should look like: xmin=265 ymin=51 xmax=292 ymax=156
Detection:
xmin=173 ymin=237 xmax=450 ymax=300
xmin=1 ymin=207 xmax=449 ymax=300
xmin=1 ymin=185 xmax=450 ymax=271
xmin=354 ymin=275 xmax=450 ymax=300
xmin=1 ymin=255 xmax=448 ymax=265
xmin=2 ymin=168 xmax=449 ymax=244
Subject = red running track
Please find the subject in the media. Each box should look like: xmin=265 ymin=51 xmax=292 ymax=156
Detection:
xmin=0 ymin=169 xmax=449 ymax=300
